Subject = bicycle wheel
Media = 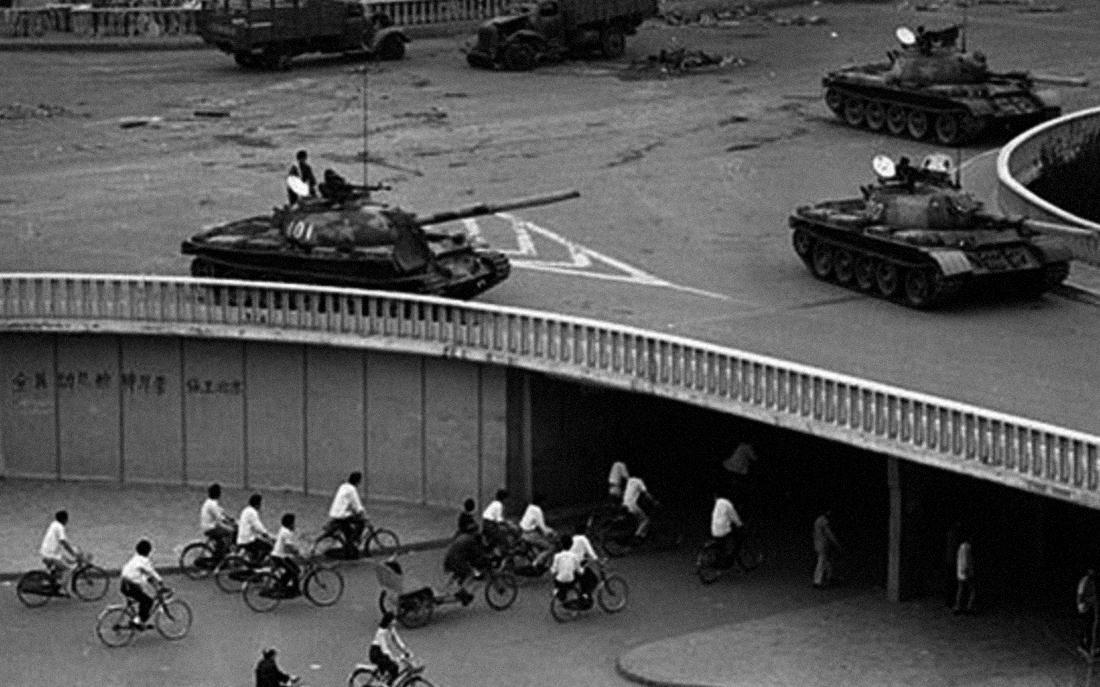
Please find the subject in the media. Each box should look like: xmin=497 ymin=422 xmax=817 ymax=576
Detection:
xmin=304 ymin=567 xmax=344 ymax=607
xmin=597 ymin=574 xmax=629 ymax=613
xmin=312 ymin=533 xmax=346 ymax=560
xmin=347 ymin=667 xmax=380 ymax=687
xmin=737 ymin=534 xmax=765 ymax=572
xmin=403 ymin=677 xmax=435 ymax=686
xmin=695 ymin=547 xmax=722 ymax=585
xmin=484 ymin=572 xmax=518 ymax=610
xmin=96 ymin=606 xmax=136 ymax=647
xmin=155 ymin=598 xmax=193 ymax=640
xmin=549 ymin=593 xmax=577 ymax=623
xmin=179 ymin=541 xmax=216 ymax=581
xmin=72 ymin=565 xmax=110 ymax=601
xmin=600 ymin=532 xmax=631 ymax=558
xmin=365 ymin=528 xmax=400 ymax=557
xmin=243 ymin=572 xmax=281 ymax=613
xmin=214 ymin=554 xmax=252 ymax=594
xmin=16 ymin=570 xmax=54 ymax=608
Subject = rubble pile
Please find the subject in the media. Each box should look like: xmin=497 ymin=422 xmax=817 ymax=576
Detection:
xmin=630 ymin=48 xmax=747 ymax=75
xmin=0 ymin=102 xmax=76 ymax=120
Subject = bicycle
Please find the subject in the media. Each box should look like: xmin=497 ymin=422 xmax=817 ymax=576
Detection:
xmin=377 ymin=558 xmax=518 ymax=629
xmin=242 ymin=556 xmax=345 ymax=612
xmin=312 ymin=517 xmax=400 ymax=560
xmin=178 ymin=525 xmax=238 ymax=581
xmin=549 ymin=558 xmax=628 ymax=622
xmin=695 ymin=527 xmax=765 ymax=584
xmin=589 ymin=500 xmax=683 ymax=557
xmin=95 ymin=583 xmax=192 ymax=647
xmin=213 ymin=541 xmax=273 ymax=593
xmin=347 ymin=652 xmax=434 ymax=687
xmin=17 ymin=551 xmax=110 ymax=608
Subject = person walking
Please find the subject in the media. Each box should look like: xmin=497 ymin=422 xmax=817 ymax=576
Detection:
xmin=953 ymin=535 xmax=976 ymax=614
xmin=812 ymin=510 xmax=841 ymax=589
xmin=1078 ymin=567 xmax=1097 ymax=656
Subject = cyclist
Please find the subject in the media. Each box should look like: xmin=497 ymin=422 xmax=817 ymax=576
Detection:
xmin=200 ymin=483 xmax=235 ymax=557
xmin=328 ymin=471 xmax=367 ymax=557
xmin=120 ymin=539 xmax=162 ymax=629
xmin=550 ymin=534 xmax=583 ymax=604
xmin=456 ymin=497 xmax=479 ymax=536
xmin=710 ymin=490 xmax=745 ymax=566
xmin=255 ymin=646 xmax=299 ymax=687
xmin=622 ymin=475 xmax=652 ymax=539
xmin=370 ymin=611 xmax=410 ymax=685
xmin=481 ymin=488 xmax=512 ymax=552
xmin=570 ymin=522 xmax=600 ymax=601
xmin=607 ymin=461 xmax=630 ymax=500
xmin=519 ymin=493 xmax=555 ymax=569
xmin=39 ymin=509 xmax=79 ymax=595
xmin=271 ymin=513 xmax=302 ymax=597
xmin=237 ymin=493 xmax=274 ymax=564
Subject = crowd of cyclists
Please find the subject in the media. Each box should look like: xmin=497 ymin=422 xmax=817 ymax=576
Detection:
xmin=28 ymin=456 xmax=760 ymax=685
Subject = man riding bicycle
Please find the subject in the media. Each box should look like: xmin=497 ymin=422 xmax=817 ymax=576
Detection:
xmin=200 ymin=483 xmax=236 ymax=557
xmin=570 ymin=523 xmax=600 ymax=602
xmin=237 ymin=493 xmax=274 ymax=563
xmin=120 ymin=539 xmax=162 ymax=629
xmin=271 ymin=513 xmax=303 ymax=597
xmin=370 ymin=611 xmax=410 ymax=685
xmin=39 ymin=510 xmax=79 ymax=594
xmin=519 ymin=493 xmax=555 ymax=569
xmin=622 ymin=476 xmax=652 ymax=539
xmin=710 ymin=490 xmax=745 ymax=565
xmin=328 ymin=471 xmax=367 ymax=557
xmin=550 ymin=534 xmax=585 ymax=604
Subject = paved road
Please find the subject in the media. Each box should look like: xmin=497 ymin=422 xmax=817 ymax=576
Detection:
xmin=3 ymin=3 xmax=1099 ymax=434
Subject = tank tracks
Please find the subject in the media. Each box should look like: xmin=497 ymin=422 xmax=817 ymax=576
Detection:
xmin=823 ymin=86 xmax=985 ymax=146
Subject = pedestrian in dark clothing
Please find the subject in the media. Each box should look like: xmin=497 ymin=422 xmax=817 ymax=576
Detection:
xmin=1078 ymin=567 xmax=1098 ymax=656
xmin=255 ymin=647 xmax=297 ymax=687
xmin=457 ymin=497 xmax=479 ymax=536
xmin=287 ymin=150 xmax=317 ymax=204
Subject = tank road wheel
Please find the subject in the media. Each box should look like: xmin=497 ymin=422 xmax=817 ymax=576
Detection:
xmin=863 ymin=101 xmax=886 ymax=131
xmin=875 ymin=261 xmax=900 ymax=298
xmin=933 ymin=112 xmax=963 ymax=146
xmin=886 ymin=104 xmax=908 ymax=136
xmin=902 ymin=268 xmax=942 ymax=309
xmin=190 ymin=258 xmax=218 ymax=278
xmin=233 ymin=52 xmax=259 ymax=69
xmin=599 ymin=27 xmax=626 ymax=59
xmin=261 ymin=47 xmax=291 ymax=71
xmin=843 ymin=98 xmax=865 ymax=127
xmin=833 ymin=249 xmax=855 ymax=285
xmin=824 ymin=89 xmax=845 ymax=116
xmin=811 ymin=242 xmax=834 ymax=279
xmin=855 ymin=256 xmax=876 ymax=291
xmin=376 ymin=34 xmax=406 ymax=61
xmin=502 ymin=43 xmax=535 ymax=71
xmin=906 ymin=109 xmax=930 ymax=140
xmin=792 ymin=228 xmax=814 ymax=263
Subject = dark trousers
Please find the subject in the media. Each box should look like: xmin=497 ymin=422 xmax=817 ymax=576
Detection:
xmin=204 ymin=525 xmax=234 ymax=557
xmin=243 ymin=539 xmax=272 ymax=564
xmin=369 ymin=645 xmax=399 ymax=683
xmin=273 ymin=557 xmax=300 ymax=591
xmin=953 ymin=578 xmax=976 ymax=613
xmin=334 ymin=515 xmax=366 ymax=550
xmin=121 ymin=579 xmax=154 ymax=622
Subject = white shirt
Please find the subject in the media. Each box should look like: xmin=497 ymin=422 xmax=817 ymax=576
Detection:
xmin=711 ymin=498 xmax=743 ymax=538
xmin=272 ymin=526 xmax=299 ymax=558
xmin=39 ymin=521 xmax=67 ymax=559
xmin=550 ymin=550 xmax=580 ymax=583
xmin=237 ymin=505 xmax=270 ymax=544
xmin=329 ymin=482 xmax=364 ymax=519
xmin=482 ymin=500 xmax=504 ymax=523
xmin=623 ymin=477 xmax=647 ymax=512
xmin=200 ymin=498 xmax=227 ymax=532
xmin=371 ymin=626 xmax=407 ymax=659
xmin=956 ymin=541 xmax=973 ymax=581
xmin=608 ymin=461 xmax=629 ymax=488
xmin=519 ymin=504 xmax=550 ymax=534
xmin=570 ymin=534 xmax=598 ymax=563
xmin=121 ymin=553 xmax=161 ymax=593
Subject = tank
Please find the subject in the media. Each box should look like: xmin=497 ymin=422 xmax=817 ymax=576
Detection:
xmin=181 ymin=175 xmax=579 ymax=299
xmin=822 ymin=25 xmax=1061 ymax=145
xmin=789 ymin=153 xmax=1073 ymax=309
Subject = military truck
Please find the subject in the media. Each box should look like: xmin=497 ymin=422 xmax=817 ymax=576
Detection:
xmin=466 ymin=0 xmax=657 ymax=71
xmin=197 ymin=0 xmax=409 ymax=70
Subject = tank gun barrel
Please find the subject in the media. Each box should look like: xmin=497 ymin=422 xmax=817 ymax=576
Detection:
xmin=416 ymin=189 xmax=580 ymax=226
xmin=1018 ymin=217 xmax=1094 ymax=236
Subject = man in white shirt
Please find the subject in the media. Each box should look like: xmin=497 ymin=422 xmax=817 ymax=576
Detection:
xmin=607 ymin=461 xmax=630 ymax=499
xmin=238 ymin=493 xmax=273 ymax=563
xmin=813 ymin=510 xmax=841 ymax=590
xmin=328 ymin=472 xmax=366 ymax=557
xmin=550 ymin=535 xmax=581 ymax=603
xmin=481 ymin=488 xmax=511 ymax=551
xmin=622 ymin=476 xmax=652 ymax=538
xmin=271 ymin=513 xmax=302 ymax=597
xmin=711 ymin=492 xmax=744 ymax=565
xmin=370 ymin=611 xmax=410 ymax=685
xmin=120 ymin=539 xmax=162 ymax=628
xmin=570 ymin=523 xmax=600 ymax=602
xmin=200 ymin=483 xmax=235 ymax=557
xmin=39 ymin=510 xmax=79 ymax=593
xmin=519 ymin=494 xmax=555 ymax=568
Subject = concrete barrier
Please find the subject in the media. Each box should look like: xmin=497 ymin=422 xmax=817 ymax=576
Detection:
xmin=2 ymin=274 xmax=1098 ymax=510
xmin=997 ymin=106 xmax=1100 ymax=267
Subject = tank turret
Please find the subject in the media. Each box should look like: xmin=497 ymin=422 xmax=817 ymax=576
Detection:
xmin=822 ymin=25 xmax=1060 ymax=145
xmin=181 ymin=174 xmax=579 ymax=299
xmin=789 ymin=153 xmax=1072 ymax=309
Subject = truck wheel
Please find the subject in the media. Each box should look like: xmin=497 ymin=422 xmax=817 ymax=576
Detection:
xmin=599 ymin=27 xmax=626 ymax=58
xmin=502 ymin=43 xmax=535 ymax=71
xmin=233 ymin=52 xmax=258 ymax=69
xmin=262 ymin=48 xmax=291 ymax=71
xmin=376 ymin=34 xmax=405 ymax=61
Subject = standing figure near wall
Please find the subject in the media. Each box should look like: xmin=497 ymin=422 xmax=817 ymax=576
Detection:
xmin=812 ymin=510 xmax=841 ymax=590
xmin=953 ymin=535 xmax=976 ymax=615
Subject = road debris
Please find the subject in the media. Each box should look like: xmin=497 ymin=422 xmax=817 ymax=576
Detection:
xmin=0 ymin=102 xmax=78 ymax=120
xmin=627 ymin=48 xmax=748 ymax=76
xmin=119 ymin=116 xmax=164 ymax=129
xmin=193 ymin=110 xmax=231 ymax=118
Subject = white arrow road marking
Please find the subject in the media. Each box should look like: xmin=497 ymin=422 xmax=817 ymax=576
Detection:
xmin=482 ymin=213 xmax=730 ymax=301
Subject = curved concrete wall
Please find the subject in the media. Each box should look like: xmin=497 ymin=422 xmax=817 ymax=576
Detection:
xmin=997 ymin=106 xmax=1100 ymax=266
xmin=2 ymin=275 xmax=1099 ymax=510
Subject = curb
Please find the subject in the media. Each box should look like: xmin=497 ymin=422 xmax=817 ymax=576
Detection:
xmin=1057 ymin=282 xmax=1100 ymax=306
xmin=0 ymin=536 xmax=452 ymax=583
xmin=614 ymin=654 xmax=715 ymax=687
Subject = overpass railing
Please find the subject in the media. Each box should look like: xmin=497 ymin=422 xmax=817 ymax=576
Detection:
xmin=997 ymin=106 xmax=1100 ymax=267
xmin=2 ymin=273 xmax=1099 ymax=508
